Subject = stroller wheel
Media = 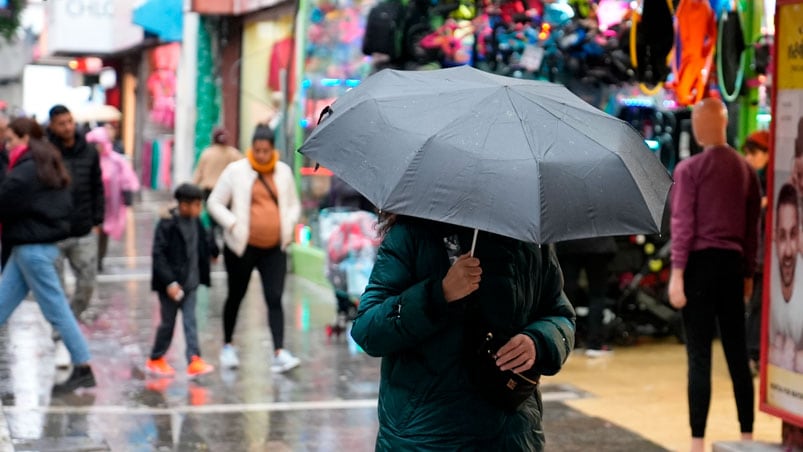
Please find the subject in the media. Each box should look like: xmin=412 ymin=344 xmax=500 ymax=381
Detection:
xmin=609 ymin=318 xmax=639 ymax=347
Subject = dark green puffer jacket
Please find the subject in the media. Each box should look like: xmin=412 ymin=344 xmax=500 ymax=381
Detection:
xmin=351 ymin=219 xmax=576 ymax=451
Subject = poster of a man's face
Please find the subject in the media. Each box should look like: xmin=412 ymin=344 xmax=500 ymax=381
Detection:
xmin=762 ymin=6 xmax=803 ymax=422
xmin=777 ymin=184 xmax=800 ymax=302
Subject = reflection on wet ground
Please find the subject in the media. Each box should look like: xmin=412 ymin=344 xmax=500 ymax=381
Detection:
xmin=0 ymin=193 xmax=667 ymax=451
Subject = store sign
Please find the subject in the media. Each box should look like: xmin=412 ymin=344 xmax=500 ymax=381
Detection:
xmin=46 ymin=0 xmax=144 ymax=55
xmin=192 ymin=0 xmax=284 ymax=15
xmin=761 ymin=0 xmax=803 ymax=427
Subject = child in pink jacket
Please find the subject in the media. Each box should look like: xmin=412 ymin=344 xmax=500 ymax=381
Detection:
xmin=86 ymin=126 xmax=140 ymax=271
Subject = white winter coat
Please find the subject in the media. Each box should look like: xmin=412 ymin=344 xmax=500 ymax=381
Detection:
xmin=207 ymin=158 xmax=301 ymax=256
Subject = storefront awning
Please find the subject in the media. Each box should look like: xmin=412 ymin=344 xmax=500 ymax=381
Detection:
xmin=133 ymin=0 xmax=184 ymax=43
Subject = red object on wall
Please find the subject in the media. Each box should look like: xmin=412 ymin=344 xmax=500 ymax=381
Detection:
xmin=105 ymin=87 xmax=121 ymax=110
xmin=147 ymin=44 xmax=180 ymax=129
xmin=268 ymin=37 xmax=296 ymax=101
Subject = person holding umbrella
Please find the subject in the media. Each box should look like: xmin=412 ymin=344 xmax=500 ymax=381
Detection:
xmin=351 ymin=215 xmax=575 ymax=450
xmin=299 ymin=65 xmax=673 ymax=450
xmin=668 ymin=98 xmax=760 ymax=452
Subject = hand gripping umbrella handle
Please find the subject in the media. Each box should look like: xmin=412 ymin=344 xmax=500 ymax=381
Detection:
xmin=470 ymin=229 xmax=478 ymax=257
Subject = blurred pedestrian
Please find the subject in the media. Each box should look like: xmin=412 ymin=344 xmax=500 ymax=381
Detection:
xmin=47 ymin=105 xmax=105 ymax=367
xmin=85 ymin=126 xmax=140 ymax=272
xmin=103 ymin=122 xmax=124 ymax=154
xmin=351 ymin=216 xmax=575 ymax=450
xmin=556 ymin=237 xmax=617 ymax=357
xmin=0 ymin=117 xmax=96 ymax=394
xmin=668 ymin=98 xmax=760 ymax=452
xmin=192 ymin=127 xmax=243 ymax=201
xmin=147 ymin=183 xmax=218 ymax=378
xmin=743 ymin=129 xmax=770 ymax=375
xmin=319 ymin=176 xmax=376 ymax=334
xmin=207 ymin=125 xmax=302 ymax=372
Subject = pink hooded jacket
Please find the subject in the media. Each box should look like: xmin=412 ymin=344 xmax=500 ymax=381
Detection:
xmin=86 ymin=127 xmax=140 ymax=240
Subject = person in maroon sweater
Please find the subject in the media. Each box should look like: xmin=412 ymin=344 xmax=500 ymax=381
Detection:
xmin=668 ymin=98 xmax=761 ymax=452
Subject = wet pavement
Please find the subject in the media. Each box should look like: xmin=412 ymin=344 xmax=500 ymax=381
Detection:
xmin=0 ymin=191 xmax=670 ymax=451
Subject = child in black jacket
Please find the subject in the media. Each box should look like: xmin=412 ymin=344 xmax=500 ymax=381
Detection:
xmin=147 ymin=183 xmax=219 ymax=377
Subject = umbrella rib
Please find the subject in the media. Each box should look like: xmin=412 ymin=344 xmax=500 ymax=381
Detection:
xmin=507 ymin=90 xmax=668 ymax=233
xmin=380 ymin=88 xmax=509 ymax=214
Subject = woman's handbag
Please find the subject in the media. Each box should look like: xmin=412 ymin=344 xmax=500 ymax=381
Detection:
xmin=444 ymin=232 xmax=540 ymax=412
xmin=465 ymin=329 xmax=540 ymax=413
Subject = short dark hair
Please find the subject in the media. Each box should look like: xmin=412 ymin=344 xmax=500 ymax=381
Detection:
xmin=252 ymin=125 xmax=274 ymax=145
xmin=174 ymin=183 xmax=203 ymax=203
xmin=212 ymin=127 xmax=228 ymax=145
xmin=777 ymin=183 xmax=799 ymax=224
xmin=48 ymin=105 xmax=70 ymax=121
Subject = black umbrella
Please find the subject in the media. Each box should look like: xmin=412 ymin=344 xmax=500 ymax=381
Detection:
xmin=299 ymin=66 xmax=672 ymax=246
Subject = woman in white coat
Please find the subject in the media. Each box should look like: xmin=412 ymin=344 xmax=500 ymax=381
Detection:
xmin=207 ymin=125 xmax=302 ymax=373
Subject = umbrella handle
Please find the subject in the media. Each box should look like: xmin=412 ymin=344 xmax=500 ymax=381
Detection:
xmin=317 ymin=106 xmax=333 ymax=125
xmin=470 ymin=229 xmax=478 ymax=257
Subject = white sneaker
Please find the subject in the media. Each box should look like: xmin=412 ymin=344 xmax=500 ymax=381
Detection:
xmin=219 ymin=345 xmax=240 ymax=368
xmin=54 ymin=340 xmax=71 ymax=369
xmin=271 ymin=349 xmax=300 ymax=373
xmin=584 ymin=347 xmax=614 ymax=358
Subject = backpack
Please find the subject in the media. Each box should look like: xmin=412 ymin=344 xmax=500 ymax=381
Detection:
xmin=362 ymin=0 xmax=407 ymax=59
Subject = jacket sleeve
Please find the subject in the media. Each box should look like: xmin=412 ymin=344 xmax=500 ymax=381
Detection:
xmin=521 ymin=246 xmax=576 ymax=376
xmin=207 ymin=164 xmax=237 ymax=230
xmin=743 ymin=169 xmax=761 ymax=277
xmin=351 ymin=223 xmax=452 ymax=357
xmin=152 ymin=219 xmax=176 ymax=288
xmin=670 ymin=162 xmax=695 ymax=270
xmin=192 ymin=153 xmax=206 ymax=186
xmin=90 ymin=148 xmax=105 ymax=226
xmin=120 ymin=156 xmax=141 ymax=192
xmin=0 ymin=170 xmax=33 ymax=220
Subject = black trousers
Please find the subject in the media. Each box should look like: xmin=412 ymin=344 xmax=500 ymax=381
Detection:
xmin=682 ymin=249 xmax=754 ymax=438
xmin=745 ymin=272 xmax=763 ymax=362
xmin=560 ymin=253 xmax=612 ymax=350
xmin=97 ymin=231 xmax=109 ymax=271
xmin=223 ymin=245 xmax=287 ymax=349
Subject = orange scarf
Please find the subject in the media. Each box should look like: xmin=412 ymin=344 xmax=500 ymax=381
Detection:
xmin=247 ymin=148 xmax=279 ymax=174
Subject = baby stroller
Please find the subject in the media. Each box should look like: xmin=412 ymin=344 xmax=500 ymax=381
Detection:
xmin=320 ymin=208 xmax=380 ymax=338
xmin=608 ymin=236 xmax=685 ymax=345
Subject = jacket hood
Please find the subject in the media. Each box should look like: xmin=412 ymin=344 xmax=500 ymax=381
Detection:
xmin=159 ymin=206 xmax=180 ymax=220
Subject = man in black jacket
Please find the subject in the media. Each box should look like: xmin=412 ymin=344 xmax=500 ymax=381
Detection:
xmin=47 ymin=105 xmax=105 ymax=332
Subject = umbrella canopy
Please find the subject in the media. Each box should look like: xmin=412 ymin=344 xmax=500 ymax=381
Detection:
xmin=72 ymin=104 xmax=122 ymax=123
xmin=299 ymin=66 xmax=672 ymax=244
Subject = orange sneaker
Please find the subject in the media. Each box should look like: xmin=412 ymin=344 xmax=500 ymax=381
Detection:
xmin=187 ymin=356 xmax=214 ymax=377
xmin=145 ymin=357 xmax=175 ymax=376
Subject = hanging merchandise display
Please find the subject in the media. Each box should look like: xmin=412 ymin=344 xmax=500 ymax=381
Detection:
xmin=195 ymin=17 xmax=220 ymax=165
xmin=147 ymin=44 xmax=180 ymax=129
xmin=629 ymin=0 xmax=675 ymax=94
xmin=141 ymin=136 xmax=174 ymax=190
xmin=672 ymin=0 xmax=716 ymax=105
xmin=716 ymin=4 xmax=747 ymax=102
